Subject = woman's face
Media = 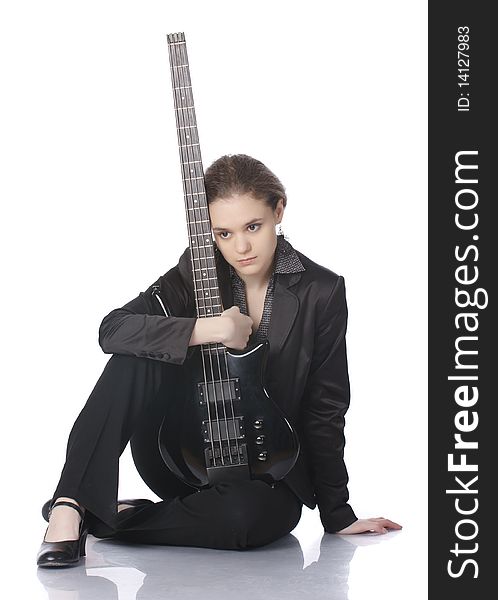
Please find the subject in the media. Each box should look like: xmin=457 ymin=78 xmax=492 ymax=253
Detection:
xmin=209 ymin=193 xmax=284 ymax=285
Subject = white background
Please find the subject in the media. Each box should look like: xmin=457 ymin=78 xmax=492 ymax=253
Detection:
xmin=0 ymin=1 xmax=427 ymax=598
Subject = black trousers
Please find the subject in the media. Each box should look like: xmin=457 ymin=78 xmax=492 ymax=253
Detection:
xmin=48 ymin=354 xmax=303 ymax=550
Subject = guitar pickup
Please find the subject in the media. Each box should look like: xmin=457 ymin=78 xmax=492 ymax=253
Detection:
xmin=202 ymin=418 xmax=245 ymax=442
xmin=198 ymin=378 xmax=240 ymax=405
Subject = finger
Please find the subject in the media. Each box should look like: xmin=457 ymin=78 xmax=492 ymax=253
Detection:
xmin=368 ymin=518 xmax=402 ymax=529
xmin=380 ymin=519 xmax=403 ymax=529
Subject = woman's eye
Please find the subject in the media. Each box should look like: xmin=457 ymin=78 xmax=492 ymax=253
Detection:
xmin=218 ymin=224 xmax=259 ymax=239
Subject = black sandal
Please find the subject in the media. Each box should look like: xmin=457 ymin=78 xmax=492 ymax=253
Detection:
xmin=37 ymin=500 xmax=88 ymax=568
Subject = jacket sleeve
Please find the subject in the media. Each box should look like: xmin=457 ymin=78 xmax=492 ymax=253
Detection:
xmin=98 ymin=248 xmax=197 ymax=365
xmin=301 ymin=275 xmax=357 ymax=532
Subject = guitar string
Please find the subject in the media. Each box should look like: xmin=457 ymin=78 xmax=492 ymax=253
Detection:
xmin=171 ymin=38 xmax=239 ymax=467
xmin=176 ymin=39 xmax=241 ymax=467
xmin=168 ymin=39 xmax=217 ymax=466
xmin=176 ymin=39 xmax=239 ymax=467
xmin=175 ymin=40 xmax=225 ymax=467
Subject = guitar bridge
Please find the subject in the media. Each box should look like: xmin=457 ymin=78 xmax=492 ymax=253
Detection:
xmin=205 ymin=442 xmax=248 ymax=467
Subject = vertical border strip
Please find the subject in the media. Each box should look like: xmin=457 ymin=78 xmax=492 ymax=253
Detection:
xmin=429 ymin=1 xmax=493 ymax=595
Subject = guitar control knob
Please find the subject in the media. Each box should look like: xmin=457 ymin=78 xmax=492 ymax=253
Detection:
xmin=253 ymin=419 xmax=264 ymax=430
xmin=255 ymin=435 xmax=265 ymax=445
xmin=257 ymin=451 xmax=268 ymax=461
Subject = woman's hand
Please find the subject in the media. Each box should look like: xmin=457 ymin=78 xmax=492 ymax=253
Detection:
xmin=219 ymin=306 xmax=254 ymax=349
xmin=189 ymin=307 xmax=253 ymax=349
xmin=335 ymin=517 xmax=402 ymax=535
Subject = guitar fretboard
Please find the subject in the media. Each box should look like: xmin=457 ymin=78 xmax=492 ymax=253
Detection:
xmin=167 ymin=32 xmax=223 ymax=323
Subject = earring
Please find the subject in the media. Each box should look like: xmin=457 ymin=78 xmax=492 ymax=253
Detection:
xmin=277 ymin=224 xmax=283 ymax=236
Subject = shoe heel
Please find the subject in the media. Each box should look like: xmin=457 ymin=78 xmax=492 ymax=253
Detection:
xmin=79 ymin=529 xmax=88 ymax=557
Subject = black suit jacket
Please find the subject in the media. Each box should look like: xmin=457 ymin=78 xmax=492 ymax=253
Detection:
xmin=99 ymin=243 xmax=357 ymax=532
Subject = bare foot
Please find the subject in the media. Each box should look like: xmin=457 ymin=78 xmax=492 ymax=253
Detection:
xmin=44 ymin=497 xmax=84 ymax=543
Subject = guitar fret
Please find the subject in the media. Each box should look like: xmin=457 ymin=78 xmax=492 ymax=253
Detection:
xmin=186 ymin=194 xmax=206 ymax=198
xmin=173 ymin=85 xmax=192 ymax=90
xmin=193 ymin=275 xmax=218 ymax=283
xmin=181 ymin=160 xmax=202 ymax=164
xmin=178 ymin=125 xmax=197 ymax=130
xmin=175 ymin=106 xmax=195 ymax=110
xmin=179 ymin=143 xmax=200 ymax=148
xmin=182 ymin=176 xmax=204 ymax=181
xmin=201 ymin=344 xmax=226 ymax=351
xmin=171 ymin=64 xmax=189 ymax=68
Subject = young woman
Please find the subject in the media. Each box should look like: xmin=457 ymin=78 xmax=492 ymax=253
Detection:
xmin=37 ymin=154 xmax=401 ymax=567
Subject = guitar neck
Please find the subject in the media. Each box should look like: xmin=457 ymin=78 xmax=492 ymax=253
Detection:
xmin=167 ymin=32 xmax=223 ymax=320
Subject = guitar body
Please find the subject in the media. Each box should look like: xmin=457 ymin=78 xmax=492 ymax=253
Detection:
xmin=158 ymin=341 xmax=300 ymax=488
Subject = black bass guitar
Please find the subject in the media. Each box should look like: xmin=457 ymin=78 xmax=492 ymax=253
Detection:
xmin=156 ymin=32 xmax=299 ymax=488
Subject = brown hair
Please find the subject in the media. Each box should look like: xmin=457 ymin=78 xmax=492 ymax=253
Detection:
xmin=204 ymin=154 xmax=287 ymax=209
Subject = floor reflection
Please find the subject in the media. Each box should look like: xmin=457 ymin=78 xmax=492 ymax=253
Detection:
xmin=37 ymin=532 xmax=362 ymax=600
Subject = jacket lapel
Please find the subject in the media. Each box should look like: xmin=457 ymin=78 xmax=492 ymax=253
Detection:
xmin=267 ymin=272 xmax=302 ymax=357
